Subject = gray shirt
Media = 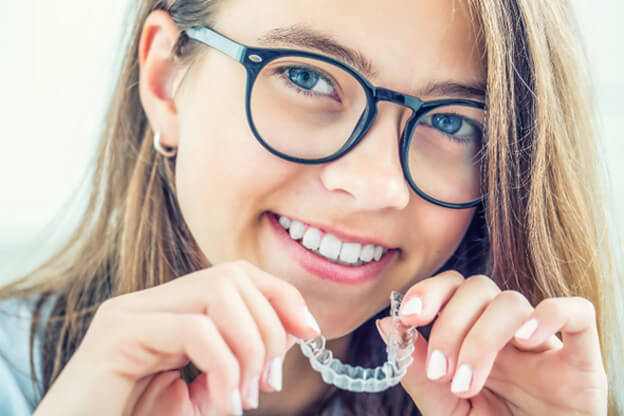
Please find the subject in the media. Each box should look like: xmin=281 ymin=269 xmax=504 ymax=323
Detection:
xmin=0 ymin=296 xmax=44 ymax=415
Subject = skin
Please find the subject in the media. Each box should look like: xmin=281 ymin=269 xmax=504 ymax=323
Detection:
xmin=33 ymin=0 xmax=608 ymax=415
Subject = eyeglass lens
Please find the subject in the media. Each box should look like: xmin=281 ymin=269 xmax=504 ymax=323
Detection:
xmin=249 ymin=56 xmax=486 ymax=205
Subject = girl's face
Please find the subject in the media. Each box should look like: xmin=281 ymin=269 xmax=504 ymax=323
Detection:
xmin=153 ymin=0 xmax=484 ymax=338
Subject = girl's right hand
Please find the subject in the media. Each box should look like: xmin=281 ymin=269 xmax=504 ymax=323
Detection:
xmin=33 ymin=260 xmax=322 ymax=415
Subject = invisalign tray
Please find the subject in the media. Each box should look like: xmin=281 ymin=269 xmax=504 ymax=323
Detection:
xmin=292 ymin=291 xmax=418 ymax=392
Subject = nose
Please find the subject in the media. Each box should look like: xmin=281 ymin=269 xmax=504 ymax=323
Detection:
xmin=319 ymin=102 xmax=411 ymax=211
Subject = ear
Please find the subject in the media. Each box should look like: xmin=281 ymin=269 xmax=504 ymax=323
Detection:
xmin=138 ymin=10 xmax=187 ymax=149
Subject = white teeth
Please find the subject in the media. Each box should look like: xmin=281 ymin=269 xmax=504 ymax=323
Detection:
xmin=279 ymin=216 xmax=291 ymax=229
xmin=277 ymin=214 xmax=389 ymax=265
xmin=373 ymin=246 xmax=383 ymax=261
xmin=319 ymin=233 xmax=341 ymax=261
xmin=302 ymin=227 xmax=322 ymax=251
xmin=339 ymin=242 xmax=361 ymax=264
xmin=289 ymin=220 xmax=305 ymax=240
xmin=360 ymin=244 xmax=375 ymax=262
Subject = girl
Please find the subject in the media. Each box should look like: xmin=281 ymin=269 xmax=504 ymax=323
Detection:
xmin=1 ymin=0 xmax=622 ymax=414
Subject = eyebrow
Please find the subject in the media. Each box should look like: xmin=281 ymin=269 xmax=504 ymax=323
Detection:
xmin=256 ymin=25 xmax=376 ymax=77
xmin=417 ymin=80 xmax=486 ymax=102
xmin=256 ymin=25 xmax=486 ymax=102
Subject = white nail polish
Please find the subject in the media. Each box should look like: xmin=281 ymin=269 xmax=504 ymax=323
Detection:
xmin=267 ymin=356 xmax=283 ymax=391
xmin=427 ymin=350 xmax=447 ymax=380
xmin=302 ymin=306 xmax=321 ymax=333
xmin=242 ymin=376 xmax=259 ymax=409
xmin=451 ymin=364 xmax=473 ymax=394
xmin=515 ymin=318 xmax=538 ymax=340
xmin=400 ymin=297 xmax=422 ymax=316
xmin=229 ymin=388 xmax=243 ymax=415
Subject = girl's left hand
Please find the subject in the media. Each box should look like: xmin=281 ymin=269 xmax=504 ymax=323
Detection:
xmin=376 ymin=270 xmax=608 ymax=416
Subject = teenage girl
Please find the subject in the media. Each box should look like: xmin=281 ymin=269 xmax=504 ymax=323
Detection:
xmin=1 ymin=0 xmax=622 ymax=415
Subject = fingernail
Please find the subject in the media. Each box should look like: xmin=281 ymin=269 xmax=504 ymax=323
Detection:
xmin=400 ymin=296 xmax=422 ymax=316
xmin=229 ymin=388 xmax=243 ymax=415
xmin=427 ymin=349 xmax=447 ymax=380
xmin=375 ymin=319 xmax=388 ymax=343
xmin=515 ymin=318 xmax=538 ymax=340
xmin=263 ymin=356 xmax=283 ymax=391
xmin=302 ymin=306 xmax=321 ymax=333
xmin=450 ymin=364 xmax=472 ymax=394
xmin=242 ymin=376 xmax=259 ymax=409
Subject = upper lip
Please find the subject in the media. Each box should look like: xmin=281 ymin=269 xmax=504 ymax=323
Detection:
xmin=272 ymin=211 xmax=399 ymax=250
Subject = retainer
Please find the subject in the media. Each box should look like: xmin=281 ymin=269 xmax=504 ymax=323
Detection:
xmin=292 ymin=291 xmax=418 ymax=392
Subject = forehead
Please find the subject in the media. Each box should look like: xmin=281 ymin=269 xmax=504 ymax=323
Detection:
xmin=213 ymin=0 xmax=485 ymax=96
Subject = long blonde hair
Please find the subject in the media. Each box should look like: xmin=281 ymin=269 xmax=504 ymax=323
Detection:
xmin=1 ymin=0 xmax=622 ymax=414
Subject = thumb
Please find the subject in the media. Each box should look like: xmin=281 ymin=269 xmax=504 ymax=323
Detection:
xmin=376 ymin=317 xmax=464 ymax=415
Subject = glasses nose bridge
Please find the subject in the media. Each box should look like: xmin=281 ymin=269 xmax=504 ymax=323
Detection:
xmin=373 ymin=87 xmax=423 ymax=113
xmin=365 ymin=87 xmax=424 ymax=149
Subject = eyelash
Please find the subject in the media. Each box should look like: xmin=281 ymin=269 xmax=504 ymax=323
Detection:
xmin=421 ymin=115 xmax=483 ymax=146
xmin=272 ymin=65 xmax=341 ymax=101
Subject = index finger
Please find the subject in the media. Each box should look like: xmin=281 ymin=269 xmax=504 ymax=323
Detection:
xmin=108 ymin=260 xmax=320 ymax=338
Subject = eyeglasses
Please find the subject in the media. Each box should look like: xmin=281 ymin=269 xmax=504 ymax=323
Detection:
xmin=184 ymin=26 xmax=488 ymax=209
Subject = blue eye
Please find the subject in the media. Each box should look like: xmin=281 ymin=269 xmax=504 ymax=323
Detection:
xmin=288 ymin=68 xmax=319 ymax=90
xmin=283 ymin=67 xmax=335 ymax=96
xmin=432 ymin=114 xmax=462 ymax=134
xmin=421 ymin=112 xmax=481 ymax=143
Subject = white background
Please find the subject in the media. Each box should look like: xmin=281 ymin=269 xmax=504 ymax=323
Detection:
xmin=0 ymin=2 xmax=622 ymax=280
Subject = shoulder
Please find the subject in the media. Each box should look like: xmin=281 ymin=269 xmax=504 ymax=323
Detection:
xmin=0 ymin=295 xmax=51 ymax=415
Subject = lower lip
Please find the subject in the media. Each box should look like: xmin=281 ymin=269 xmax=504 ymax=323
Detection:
xmin=266 ymin=212 xmax=399 ymax=285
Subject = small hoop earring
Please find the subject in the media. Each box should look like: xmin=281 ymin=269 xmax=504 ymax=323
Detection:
xmin=153 ymin=131 xmax=177 ymax=158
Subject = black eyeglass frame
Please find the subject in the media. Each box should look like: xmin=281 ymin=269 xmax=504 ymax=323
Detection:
xmin=184 ymin=25 xmax=488 ymax=209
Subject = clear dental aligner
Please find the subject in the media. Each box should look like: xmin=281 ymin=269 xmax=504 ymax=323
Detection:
xmin=293 ymin=291 xmax=418 ymax=393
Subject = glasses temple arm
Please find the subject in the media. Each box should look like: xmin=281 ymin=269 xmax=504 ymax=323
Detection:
xmin=185 ymin=26 xmax=247 ymax=62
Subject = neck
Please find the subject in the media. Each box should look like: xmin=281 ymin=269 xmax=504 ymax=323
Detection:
xmin=247 ymin=333 xmax=352 ymax=415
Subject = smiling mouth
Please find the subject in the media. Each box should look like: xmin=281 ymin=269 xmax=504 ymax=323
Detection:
xmin=267 ymin=211 xmax=399 ymax=284
xmin=270 ymin=211 xmax=395 ymax=267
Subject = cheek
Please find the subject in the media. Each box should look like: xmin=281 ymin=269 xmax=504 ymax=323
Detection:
xmin=407 ymin=203 xmax=476 ymax=275
xmin=173 ymin=75 xmax=300 ymax=262
xmin=424 ymin=206 xmax=474 ymax=248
